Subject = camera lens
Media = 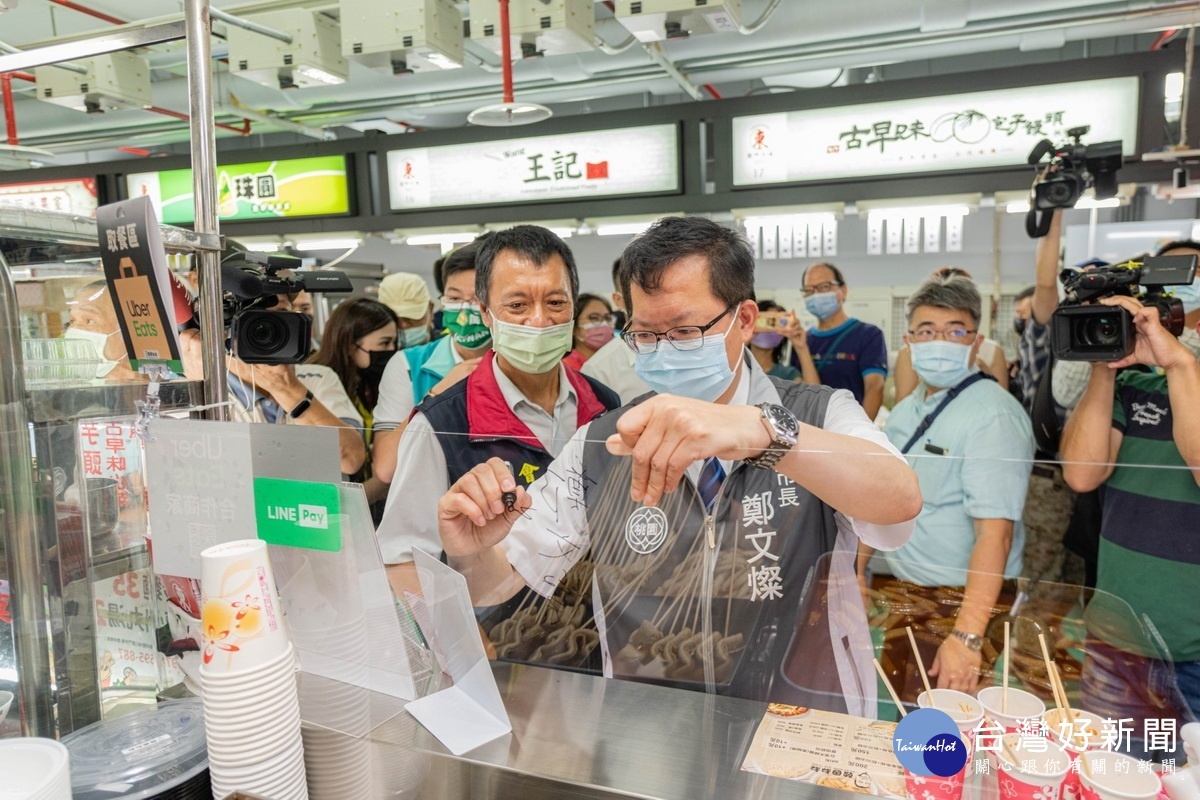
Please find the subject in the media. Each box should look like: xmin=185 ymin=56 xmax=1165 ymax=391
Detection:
xmin=244 ymin=314 xmax=288 ymax=354
xmin=1082 ymin=316 xmax=1120 ymax=347
xmin=1045 ymin=181 xmax=1075 ymax=206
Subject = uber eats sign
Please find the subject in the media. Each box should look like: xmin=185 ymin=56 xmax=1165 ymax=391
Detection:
xmin=254 ymin=477 xmax=342 ymax=552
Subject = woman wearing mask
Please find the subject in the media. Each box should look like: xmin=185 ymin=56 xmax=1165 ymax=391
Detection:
xmin=308 ymin=297 xmax=398 ymax=504
xmin=893 ymin=268 xmax=1008 ymax=403
xmin=750 ymin=299 xmax=820 ymax=383
xmin=563 ymin=293 xmax=615 ymax=371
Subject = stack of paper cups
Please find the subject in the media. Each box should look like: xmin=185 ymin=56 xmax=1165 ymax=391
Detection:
xmin=200 ymin=539 xmax=308 ymax=800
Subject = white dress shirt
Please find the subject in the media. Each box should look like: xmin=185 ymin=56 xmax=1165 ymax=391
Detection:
xmin=376 ymin=358 xmax=580 ymax=564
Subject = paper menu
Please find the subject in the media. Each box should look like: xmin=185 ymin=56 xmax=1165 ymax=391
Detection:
xmin=741 ymin=704 xmax=905 ymax=796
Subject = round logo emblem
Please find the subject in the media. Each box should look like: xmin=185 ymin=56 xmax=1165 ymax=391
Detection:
xmin=624 ymin=506 xmax=668 ymax=555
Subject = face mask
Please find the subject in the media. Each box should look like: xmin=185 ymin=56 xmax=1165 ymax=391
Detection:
xmin=581 ymin=322 xmax=614 ymax=351
xmin=752 ymin=331 xmax=785 ymax=349
xmin=1013 ymin=317 xmax=1027 ymax=337
xmin=491 ymin=318 xmax=574 ymax=374
xmin=358 ymin=348 xmax=397 ymax=381
xmin=1174 ymin=280 xmax=1200 ymax=315
xmin=401 ymin=325 xmax=430 ymax=348
xmin=65 ymin=327 xmax=120 ymax=377
xmin=634 ymin=317 xmax=737 ymax=402
xmin=910 ymin=340 xmax=973 ymax=389
xmin=443 ymin=302 xmax=492 ymax=349
xmin=804 ymin=291 xmax=841 ymax=321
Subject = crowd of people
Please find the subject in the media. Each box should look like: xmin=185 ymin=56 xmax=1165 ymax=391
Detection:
xmin=64 ymin=211 xmax=1200 ymax=734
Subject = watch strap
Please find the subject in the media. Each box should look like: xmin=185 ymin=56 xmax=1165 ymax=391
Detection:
xmin=288 ymin=389 xmax=315 ymax=419
xmin=743 ymin=403 xmax=798 ymax=470
xmin=950 ymin=629 xmax=985 ymax=652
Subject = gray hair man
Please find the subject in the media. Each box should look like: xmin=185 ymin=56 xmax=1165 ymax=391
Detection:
xmin=866 ymin=275 xmax=1034 ymax=700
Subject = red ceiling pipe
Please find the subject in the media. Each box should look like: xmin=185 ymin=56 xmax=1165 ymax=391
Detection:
xmin=47 ymin=0 xmax=126 ymax=26
xmin=499 ymin=0 xmax=514 ymax=103
xmin=703 ymin=83 xmax=723 ymax=99
xmin=9 ymin=72 xmax=36 ymax=83
xmin=144 ymin=105 xmax=252 ymax=136
xmin=2 ymin=73 xmax=18 ymax=145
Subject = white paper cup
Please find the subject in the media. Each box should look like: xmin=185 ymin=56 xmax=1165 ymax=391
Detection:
xmin=996 ymin=733 xmax=1072 ymax=800
xmin=203 ymin=678 xmax=299 ymax=712
xmin=978 ymin=686 xmax=1047 ymax=733
xmin=201 ymin=539 xmax=289 ymax=673
xmin=1079 ymin=751 xmax=1163 ymax=800
xmin=918 ymin=689 xmax=984 ymax=755
xmin=201 ymin=643 xmax=297 ymax=686
xmin=1044 ymin=708 xmax=1108 ymax=755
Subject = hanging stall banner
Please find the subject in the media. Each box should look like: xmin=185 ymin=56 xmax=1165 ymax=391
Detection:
xmin=0 ymin=178 xmax=99 ymax=216
xmin=96 ymin=196 xmax=183 ymax=373
xmin=732 ymin=77 xmax=1140 ymax=186
xmin=386 ymin=123 xmax=680 ymax=210
xmin=126 ymin=155 xmax=351 ymax=224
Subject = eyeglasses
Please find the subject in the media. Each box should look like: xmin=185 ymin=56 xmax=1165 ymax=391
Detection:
xmin=622 ymin=306 xmax=735 ymax=353
xmin=800 ymin=281 xmax=843 ymax=297
xmin=907 ymin=327 xmax=977 ymax=344
xmin=580 ymin=313 xmax=616 ymax=326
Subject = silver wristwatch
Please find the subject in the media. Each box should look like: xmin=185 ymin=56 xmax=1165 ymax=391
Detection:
xmin=743 ymin=403 xmax=800 ymax=470
xmin=950 ymin=629 xmax=985 ymax=652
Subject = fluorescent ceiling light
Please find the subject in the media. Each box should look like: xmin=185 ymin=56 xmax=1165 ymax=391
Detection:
xmin=293 ymin=237 xmax=361 ymax=250
xmin=596 ymin=222 xmax=652 ymax=237
xmin=868 ymin=204 xmax=970 ymax=221
xmin=424 ymin=52 xmax=462 ymax=71
xmin=1006 ymin=201 xmax=1031 ymax=214
xmin=548 ymin=227 xmax=574 ymax=239
xmin=1074 ymin=197 xmax=1121 ymax=210
xmin=241 ymin=240 xmax=281 ymax=252
xmin=1105 ymin=230 xmax=1184 ymax=240
xmin=1166 ymin=72 xmax=1185 ymax=102
xmin=405 ymin=232 xmax=477 ymax=246
xmin=295 ymin=65 xmax=345 ymax=86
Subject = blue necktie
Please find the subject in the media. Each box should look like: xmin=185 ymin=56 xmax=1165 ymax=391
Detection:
xmin=697 ymin=457 xmax=726 ymax=512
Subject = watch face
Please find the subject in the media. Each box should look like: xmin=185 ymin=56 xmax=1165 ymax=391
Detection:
xmin=767 ymin=404 xmax=799 ymax=437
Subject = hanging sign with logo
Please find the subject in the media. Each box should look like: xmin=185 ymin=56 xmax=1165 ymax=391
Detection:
xmin=386 ymin=123 xmax=680 ymax=210
xmin=732 ymin=77 xmax=1140 ymax=186
xmin=0 ymin=178 xmax=99 ymax=216
xmin=126 ymin=155 xmax=351 ymax=224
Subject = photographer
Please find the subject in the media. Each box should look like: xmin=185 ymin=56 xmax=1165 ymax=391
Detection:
xmin=1060 ymin=293 xmax=1200 ymax=719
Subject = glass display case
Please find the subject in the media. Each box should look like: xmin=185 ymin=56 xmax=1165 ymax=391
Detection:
xmin=0 ymin=207 xmax=208 ymax=738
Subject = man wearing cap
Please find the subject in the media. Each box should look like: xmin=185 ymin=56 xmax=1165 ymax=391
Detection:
xmin=377 ymin=226 xmax=620 ymax=671
xmin=373 ymin=237 xmax=494 ymax=484
xmin=378 ymin=272 xmax=434 ymax=349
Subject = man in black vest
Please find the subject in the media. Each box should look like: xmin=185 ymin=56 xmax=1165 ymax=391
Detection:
xmin=378 ymin=225 xmax=620 ymax=670
xmin=436 ymin=217 xmax=921 ymax=713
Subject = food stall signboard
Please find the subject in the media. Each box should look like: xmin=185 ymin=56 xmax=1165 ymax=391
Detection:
xmin=732 ymin=77 xmax=1140 ymax=186
xmin=0 ymin=178 xmax=99 ymax=216
xmin=386 ymin=123 xmax=679 ymax=210
xmin=125 ymin=155 xmax=350 ymax=224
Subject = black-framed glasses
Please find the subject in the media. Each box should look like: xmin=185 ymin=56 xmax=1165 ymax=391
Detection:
xmin=622 ymin=305 xmax=735 ymax=353
xmin=907 ymin=327 xmax=977 ymax=344
xmin=800 ymin=281 xmax=843 ymax=297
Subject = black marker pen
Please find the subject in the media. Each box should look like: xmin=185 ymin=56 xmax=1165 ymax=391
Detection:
xmin=502 ymin=461 xmax=517 ymax=510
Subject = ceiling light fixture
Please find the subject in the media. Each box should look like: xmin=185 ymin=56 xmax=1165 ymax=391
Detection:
xmin=596 ymin=222 xmax=652 ymax=237
xmin=405 ymin=232 xmax=478 ymax=246
xmin=292 ymin=237 xmax=361 ymax=250
xmin=467 ymin=0 xmax=551 ymax=127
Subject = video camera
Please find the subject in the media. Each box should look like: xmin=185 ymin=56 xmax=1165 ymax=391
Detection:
xmin=1025 ymin=126 xmax=1123 ymax=238
xmin=1052 ymin=254 xmax=1197 ymax=361
xmin=221 ymin=249 xmax=352 ymax=364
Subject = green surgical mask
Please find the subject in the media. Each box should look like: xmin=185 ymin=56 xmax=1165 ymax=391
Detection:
xmin=442 ymin=302 xmax=492 ymax=350
xmin=491 ymin=318 xmax=573 ymax=374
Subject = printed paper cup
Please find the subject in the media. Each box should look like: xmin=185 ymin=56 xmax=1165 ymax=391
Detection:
xmin=1044 ymin=707 xmax=1108 ymax=800
xmin=997 ymin=733 xmax=1072 ymax=800
xmin=978 ymin=686 xmax=1047 ymax=734
xmin=904 ymin=765 xmax=967 ymax=800
xmin=918 ymin=689 xmax=984 ymax=756
xmin=200 ymin=539 xmax=289 ymax=673
xmin=1080 ymin=751 xmax=1163 ymax=800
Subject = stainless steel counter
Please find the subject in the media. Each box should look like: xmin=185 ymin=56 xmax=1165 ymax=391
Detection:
xmin=364 ymin=663 xmax=851 ymax=800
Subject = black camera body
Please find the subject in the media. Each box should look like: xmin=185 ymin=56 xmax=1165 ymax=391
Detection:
xmin=1051 ymin=255 xmax=1197 ymax=362
xmin=221 ymin=250 xmax=352 ymax=364
xmin=1026 ymin=126 xmax=1123 ymax=238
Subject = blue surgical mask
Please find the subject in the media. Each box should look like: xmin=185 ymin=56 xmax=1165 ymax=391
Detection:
xmin=1174 ymin=280 xmax=1200 ymax=315
xmin=401 ymin=325 xmax=430 ymax=348
xmin=804 ymin=291 xmax=841 ymax=321
xmin=634 ymin=318 xmax=737 ymax=401
xmin=910 ymin=340 xmax=973 ymax=390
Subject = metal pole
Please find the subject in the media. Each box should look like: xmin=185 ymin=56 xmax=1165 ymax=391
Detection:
xmin=0 ymin=262 xmax=55 ymax=737
xmin=184 ymin=0 xmax=227 ymax=420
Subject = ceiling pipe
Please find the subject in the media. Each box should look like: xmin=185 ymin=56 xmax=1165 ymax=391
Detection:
xmin=207 ymin=6 xmax=293 ymax=45
xmin=47 ymin=0 xmax=127 ymax=25
xmin=642 ymin=41 xmax=704 ymax=101
xmin=500 ymin=0 xmax=515 ymax=104
xmin=221 ymin=100 xmax=332 ymax=139
xmin=145 ymin=104 xmax=252 ymax=135
xmin=2 ymin=74 xmax=18 ymax=145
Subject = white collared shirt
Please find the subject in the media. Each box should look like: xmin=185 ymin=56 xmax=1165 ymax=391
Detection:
xmin=377 ymin=360 xmax=580 ymax=564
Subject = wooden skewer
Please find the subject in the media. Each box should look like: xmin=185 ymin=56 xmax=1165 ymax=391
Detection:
xmin=874 ymin=658 xmax=907 ymax=718
xmin=906 ymin=626 xmax=936 ymax=707
xmin=1037 ymin=633 xmax=1066 ymax=712
xmin=1002 ymin=621 xmax=1011 ymax=715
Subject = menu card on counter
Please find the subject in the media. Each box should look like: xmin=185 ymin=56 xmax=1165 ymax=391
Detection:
xmin=741 ymin=704 xmax=905 ymax=796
